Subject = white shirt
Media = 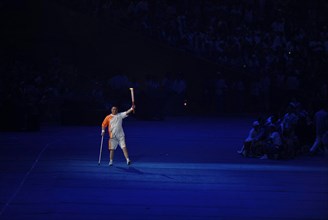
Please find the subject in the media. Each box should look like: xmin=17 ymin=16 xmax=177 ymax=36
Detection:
xmin=109 ymin=112 xmax=128 ymax=138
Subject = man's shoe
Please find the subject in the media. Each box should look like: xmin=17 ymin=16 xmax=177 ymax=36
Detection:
xmin=127 ymin=160 xmax=131 ymax=165
xmin=109 ymin=161 xmax=113 ymax=166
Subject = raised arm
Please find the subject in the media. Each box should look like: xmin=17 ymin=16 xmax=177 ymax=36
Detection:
xmin=126 ymin=105 xmax=135 ymax=115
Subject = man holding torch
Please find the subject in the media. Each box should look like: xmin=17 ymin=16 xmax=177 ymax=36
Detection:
xmin=100 ymin=88 xmax=135 ymax=166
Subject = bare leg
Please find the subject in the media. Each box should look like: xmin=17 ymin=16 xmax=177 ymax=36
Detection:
xmin=108 ymin=139 xmax=114 ymax=165
xmin=122 ymin=147 xmax=129 ymax=160
xmin=122 ymin=147 xmax=131 ymax=165
xmin=109 ymin=149 xmax=114 ymax=161
xmin=108 ymin=149 xmax=114 ymax=166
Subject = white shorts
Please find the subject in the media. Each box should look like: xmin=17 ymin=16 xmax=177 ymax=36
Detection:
xmin=108 ymin=136 xmax=126 ymax=150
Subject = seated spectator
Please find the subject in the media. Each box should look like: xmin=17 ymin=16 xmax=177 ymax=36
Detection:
xmin=237 ymin=120 xmax=261 ymax=157
xmin=280 ymin=103 xmax=299 ymax=137
xmin=309 ymin=102 xmax=328 ymax=155
xmin=260 ymin=124 xmax=283 ymax=159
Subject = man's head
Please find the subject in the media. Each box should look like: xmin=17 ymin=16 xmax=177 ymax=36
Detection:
xmin=111 ymin=106 xmax=118 ymax=115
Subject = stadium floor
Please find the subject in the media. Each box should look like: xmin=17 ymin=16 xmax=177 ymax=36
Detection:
xmin=1 ymin=116 xmax=327 ymax=219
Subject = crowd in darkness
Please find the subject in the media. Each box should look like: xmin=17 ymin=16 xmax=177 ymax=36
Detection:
xmin=63 ymin=0 xmax=327 ymax=76
xmin=1 ymin=0 xmax=328 ymax=150
xmin=0 ymin=57 xmax=189 ymax=128
xmin=116 ymin=0 xmax=327 ymax=75
xmin=55 ymin=0 xmax=327 ymax=109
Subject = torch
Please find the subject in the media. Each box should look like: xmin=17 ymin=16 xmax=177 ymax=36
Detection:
xmin=129 ymin=88 xmax=135 ymax=113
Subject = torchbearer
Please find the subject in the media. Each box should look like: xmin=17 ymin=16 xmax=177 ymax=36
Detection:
xmin=101 ymin=104 xmax=135 ymax=166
